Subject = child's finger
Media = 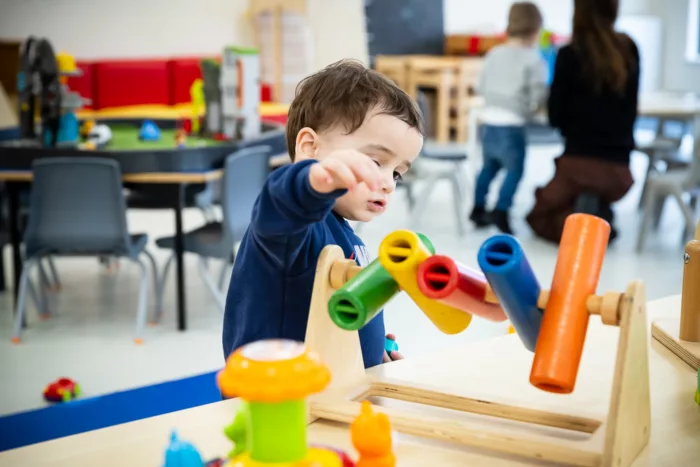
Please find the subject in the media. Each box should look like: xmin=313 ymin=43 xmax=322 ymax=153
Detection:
xmin=382 ymin=351 xmax=392 ymax=363
xmin=323 ymin=158 xmax=358 ymax=189
xmin=386 ymin=333 xmax=396 ymax=341
xmin=349 ymin=157 xmax=382 ymax=191
xmin=390 ymin=350 xmax=404 ymax=360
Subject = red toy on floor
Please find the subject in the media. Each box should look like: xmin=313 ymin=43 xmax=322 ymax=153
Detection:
xmin=43 ymin=378 xmax=81 ymax=403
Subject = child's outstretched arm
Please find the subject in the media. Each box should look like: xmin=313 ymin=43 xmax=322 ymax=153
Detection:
xmin=250 ymin=151 xmax=384 ymax=263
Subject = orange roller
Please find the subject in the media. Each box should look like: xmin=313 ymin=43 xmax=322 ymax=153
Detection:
xmin=530 ymin=214 xmax=610 ymax=394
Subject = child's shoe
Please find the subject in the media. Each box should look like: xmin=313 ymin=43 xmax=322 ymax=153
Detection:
xmin=490 ymin=210 xmax=513 ymax=235
xmin=469 ymin=206 xmax=491 ymax=228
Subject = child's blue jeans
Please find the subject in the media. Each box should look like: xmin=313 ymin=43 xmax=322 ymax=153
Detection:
xmin=474 ymin=124 xmax=527 ymax=212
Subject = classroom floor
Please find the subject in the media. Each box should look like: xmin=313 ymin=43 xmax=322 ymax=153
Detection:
xmin=0 ymin=135 xmax=690 ymax=417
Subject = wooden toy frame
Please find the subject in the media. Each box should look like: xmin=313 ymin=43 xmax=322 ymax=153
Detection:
xmin=304 ymin=245 xmax=651 ymax=467
xmin=650 ymin=222 xmax=700 ymax=371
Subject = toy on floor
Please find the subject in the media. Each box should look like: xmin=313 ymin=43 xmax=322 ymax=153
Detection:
xmin=43 ymin=377 xmax=80 ymax=403
xmin=139 ymin=120 xmax=161 ymax=141
xmin=163 ymin=431 xmax=204 ymax=467
xmin=310 ymin=214 xmax=651 ymax=466
xmin=215 ymin=339 xmax=395 ymax=466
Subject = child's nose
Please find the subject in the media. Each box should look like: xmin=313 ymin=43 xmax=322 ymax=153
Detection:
xmin=381 ymin=172 xmax=395 ymax=193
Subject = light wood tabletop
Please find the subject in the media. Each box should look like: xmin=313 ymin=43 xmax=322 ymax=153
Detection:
xmin=1 ymin=294 xmax=697 ymax=467
xmin=0 ymin=169 xmax=224 ymax=184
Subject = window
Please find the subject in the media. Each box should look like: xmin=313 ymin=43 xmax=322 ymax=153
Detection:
xmin=686 ymin=0 xmax=700 ymax=63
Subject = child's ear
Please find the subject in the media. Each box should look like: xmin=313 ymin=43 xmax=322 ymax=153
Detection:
xmin=295 ymin=127 xmax=319 ymax=162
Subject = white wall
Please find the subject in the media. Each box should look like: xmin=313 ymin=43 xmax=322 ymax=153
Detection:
xmin=443 ymin=0 xmax=573 ymax=35
xmin=443 ymin=0 xmax=652 ymax=35
xmin=0 ymin=0 xmax=254 ymax=59
xmin=0 ymin=0 xmax=368 ymax=70
xmin=648 ymin=0 xmax=700 ymax=92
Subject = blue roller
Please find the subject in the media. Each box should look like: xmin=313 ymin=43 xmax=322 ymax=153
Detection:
xmin=477 ymin=234 xmax=542 ymax=351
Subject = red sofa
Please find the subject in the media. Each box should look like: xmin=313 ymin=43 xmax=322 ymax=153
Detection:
xmin=67 ymin=56 xmax=273 ymax=110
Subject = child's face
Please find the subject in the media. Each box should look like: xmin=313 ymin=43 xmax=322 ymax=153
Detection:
xmin=305 ymin=108 xmax=423 ymax=222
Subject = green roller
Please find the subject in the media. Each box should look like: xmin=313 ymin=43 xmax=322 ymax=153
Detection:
xmin=328 ymin=232 xmax=435 ymax=331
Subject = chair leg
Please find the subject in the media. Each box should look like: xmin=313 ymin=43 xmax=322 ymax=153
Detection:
xmin=46 ymin=256 xmax=61 ymax=291
xmin=637 ymin=185 xmax=661 ymax=252
xmin=26 ymin=278 xmax=44 ymax=317
xmin=132 ymin=258 xmax=149 ymax=344
xmin=218 ymin=253 xmax=234 ymax=291
xmin=152 ymin=253 xmax=174 ymax=324
xmin=198 ymin=257 xmax=225 ymax=314
xmin=671 ymin=189 xmax=695 ymax=240
xmin=449 ymin=170 xmax=466 ymax=236
xmin=12 ymin=259 xmax=37 ymax=343
xmin=411 ymin=172 xmax=443 ymax=230
xmin=141 ymin=250 xmax=161 ymax=322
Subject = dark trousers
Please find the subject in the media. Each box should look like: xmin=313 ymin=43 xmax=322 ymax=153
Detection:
xmin=526 ymin=155 xmax=633 ymax=243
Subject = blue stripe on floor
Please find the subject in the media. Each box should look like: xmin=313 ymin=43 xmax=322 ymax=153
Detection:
xmin=0 ymin=370 xmax=221 ymax=452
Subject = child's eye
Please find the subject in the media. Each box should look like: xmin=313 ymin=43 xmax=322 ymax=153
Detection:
xmin=393 ymin=171 xmax=403 ymax=182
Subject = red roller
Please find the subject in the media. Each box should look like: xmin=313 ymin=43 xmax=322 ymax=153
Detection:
xmin=417 ymin=255 xmax=506 ymax=322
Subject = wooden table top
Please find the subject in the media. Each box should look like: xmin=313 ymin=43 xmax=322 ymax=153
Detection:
xmin=0 ymin=169 xmax=224 ymax=184
xmin=1 ymin=294 xmax=697 ymax=467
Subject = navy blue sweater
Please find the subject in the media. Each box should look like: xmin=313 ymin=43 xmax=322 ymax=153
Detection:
xmin=222 ymin=159 xmax=386 ymax=368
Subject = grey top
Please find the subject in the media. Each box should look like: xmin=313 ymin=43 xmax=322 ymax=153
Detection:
xmin=477 ymin=43 xmax=548 ymax=122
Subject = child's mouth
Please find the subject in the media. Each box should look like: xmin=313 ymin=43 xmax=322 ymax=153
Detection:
xmin=367 ymin=200 xmax=386 ymax=212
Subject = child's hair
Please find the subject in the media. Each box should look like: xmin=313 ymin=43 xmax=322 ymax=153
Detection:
xmin=285 ymin=59 xmax=424 ymax=160
xmin=506 ymin=2 xmax=543 ymax=38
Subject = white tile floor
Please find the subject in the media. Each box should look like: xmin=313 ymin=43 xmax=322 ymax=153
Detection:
xmin=0 ymin=137 xmax=691 ymax=417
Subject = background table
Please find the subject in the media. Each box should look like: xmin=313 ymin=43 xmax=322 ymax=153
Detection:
xmin=0 ymin=294 xmax=697 ymax=466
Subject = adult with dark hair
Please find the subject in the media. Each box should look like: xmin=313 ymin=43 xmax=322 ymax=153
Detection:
xmin=526 ymin=0 xmax=640 ymax=243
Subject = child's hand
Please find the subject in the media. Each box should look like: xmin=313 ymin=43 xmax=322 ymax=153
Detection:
xmin=309 ymin=150 xmax=384 ymax=194
xmin=383 ymin=333 xmax=404 ymax=363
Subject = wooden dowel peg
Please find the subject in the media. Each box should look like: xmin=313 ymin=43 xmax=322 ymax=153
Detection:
xmin=329 ymin=260 xmax=361 ymax=289
xmin=537 ymin=290 xmax=623 ymax=326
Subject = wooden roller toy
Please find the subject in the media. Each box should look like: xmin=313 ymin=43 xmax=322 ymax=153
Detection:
xmin=416 ymin=255 xmax=507 ymax=322
xmin=377 ymin=230 xmax=472 ymax=334
xmin=302 ymin=219 xmax=650 ymax=467
xmin=328 ymin=233 xmax=434 ymax=331
xmin=477 ymin=234 xmax=542 ymax=351
xmin=531 ymin=213 xmax=610 ymax=394
xmin=650 ymin=221 xmax=700 ymax=401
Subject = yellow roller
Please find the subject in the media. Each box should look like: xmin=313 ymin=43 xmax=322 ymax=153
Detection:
xmin=378 ymin=230 xmax=472 ymax=334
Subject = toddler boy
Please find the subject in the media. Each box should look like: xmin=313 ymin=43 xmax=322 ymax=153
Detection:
xmin=469 ymin=2 xmax=548 ymax=234
xmin=222 ymin=60 xmax=424 ymax=368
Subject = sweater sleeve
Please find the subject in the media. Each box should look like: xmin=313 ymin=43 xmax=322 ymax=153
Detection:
xmin=252 ymin=159 xmax=345 ymax=238
xmin=547 ymin=47 xmax=573 ymax=131
xmin=526 ymin=55 xmax=549 ymax=116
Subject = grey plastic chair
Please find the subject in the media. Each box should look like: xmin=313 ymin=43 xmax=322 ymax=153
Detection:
xmin=636 ymin=143 xmax=700 ymax=252
xmin=154 ymin=146 xmax=271 ymax=316
xmin=11 ymin=158 xmax=159 ymax=344
xmin=410 ymin=91 xmax=471 ymax=236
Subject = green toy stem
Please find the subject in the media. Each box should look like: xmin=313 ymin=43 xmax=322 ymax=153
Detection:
xmin=328 ymin=232 xmax=435 ymax=331
xmin=328 ymin=259 xmax=398 ymax=330
xmin=248 ymin=400 xmax=307 ymax=462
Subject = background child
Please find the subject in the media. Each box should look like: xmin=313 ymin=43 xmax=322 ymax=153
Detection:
xmin=222 ymin=60 xmax=423 ymax=368
xmin=469 ymin=2 xmax=548 ymax=234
